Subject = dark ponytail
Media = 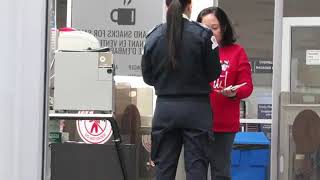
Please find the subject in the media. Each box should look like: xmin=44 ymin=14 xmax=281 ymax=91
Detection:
xmin=166 ymin=0 xmax=191 ymax=68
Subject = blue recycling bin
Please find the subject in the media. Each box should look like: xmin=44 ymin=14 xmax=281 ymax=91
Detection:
xmin=231 ymin=132 xmax=270 ymax=180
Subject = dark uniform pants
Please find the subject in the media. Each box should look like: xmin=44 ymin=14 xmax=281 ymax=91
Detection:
xmin=208 ymin=132 xmax=236 ymax=180
xmin=151 ymin=96 xmax=214 ymax=180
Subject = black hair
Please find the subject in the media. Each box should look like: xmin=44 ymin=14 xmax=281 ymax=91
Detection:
xmin=165 ymin=0 xmax=191 ymax=68
xmin=197 ymin=7 xmax=236 ymax=46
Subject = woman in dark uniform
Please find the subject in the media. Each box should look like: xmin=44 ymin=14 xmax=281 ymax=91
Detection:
xmin=141 ymin=0 xmax=221 ymax=179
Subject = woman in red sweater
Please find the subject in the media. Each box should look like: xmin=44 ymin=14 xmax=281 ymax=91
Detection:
xmin=197 ymin=7 xmax=253 ymax=180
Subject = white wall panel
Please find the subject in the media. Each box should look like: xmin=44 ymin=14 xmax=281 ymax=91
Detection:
xmin=0 ymin=0 xmax=47 ymax=180
xmin=191 ymin=0 xmax=214 ymax=21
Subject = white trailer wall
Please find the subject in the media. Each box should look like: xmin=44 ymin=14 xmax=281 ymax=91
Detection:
xmin=0 ymin=0 xmax=47 ymax=180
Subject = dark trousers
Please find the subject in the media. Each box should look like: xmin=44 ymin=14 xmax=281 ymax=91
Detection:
xmin=208 ymin=132 xmax=236 ymax=180
xmin=151 ymin=96 xmax=213 ymax=180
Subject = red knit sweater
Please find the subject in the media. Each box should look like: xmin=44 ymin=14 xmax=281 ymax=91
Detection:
xmin=210 ymin=44 xmax=253 ymax=132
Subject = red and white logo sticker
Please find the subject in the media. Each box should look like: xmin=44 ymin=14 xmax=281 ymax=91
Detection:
xmin=76 ymin=111 xmax=113 ymax=144
xmin=142 ymin=135 xmax=152 ymax=153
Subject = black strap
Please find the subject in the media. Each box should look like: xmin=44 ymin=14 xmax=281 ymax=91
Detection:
xmin=108 ymin=117 xmax=128 ymax=180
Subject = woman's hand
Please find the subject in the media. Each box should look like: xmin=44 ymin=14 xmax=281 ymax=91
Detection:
xmin=220 ymin=85 xmax=237 ymax=98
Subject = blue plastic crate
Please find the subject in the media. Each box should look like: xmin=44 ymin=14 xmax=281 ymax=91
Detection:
xmin=231 ymin=132 xmax=270 ymax=180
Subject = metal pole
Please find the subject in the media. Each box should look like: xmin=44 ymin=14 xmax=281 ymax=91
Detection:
xmin=271 ymin=0 xmax=284 ymax=179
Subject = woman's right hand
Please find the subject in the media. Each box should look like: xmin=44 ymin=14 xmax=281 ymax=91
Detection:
xmin=220 ymin=85 xmax=237 ymax=98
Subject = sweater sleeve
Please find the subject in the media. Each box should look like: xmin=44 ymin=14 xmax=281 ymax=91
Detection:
xmin=234 ymin=47 xmax=253 ymax=99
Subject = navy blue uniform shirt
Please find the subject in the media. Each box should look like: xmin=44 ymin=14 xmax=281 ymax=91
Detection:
xmin=141 ymin=18 xmax=221 ymax=96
